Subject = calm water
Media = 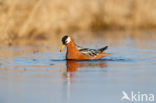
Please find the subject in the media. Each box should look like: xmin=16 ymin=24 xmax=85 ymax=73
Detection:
xmin=0 ymin=34 xmax=156 ymax=103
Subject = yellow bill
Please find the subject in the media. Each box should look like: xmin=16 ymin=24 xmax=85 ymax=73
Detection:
xmin=60 ymin=44 xmax=65 ymax=52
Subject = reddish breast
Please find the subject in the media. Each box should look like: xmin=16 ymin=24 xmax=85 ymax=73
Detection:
xmin=66 ymin=40 xmax=88 ymax=59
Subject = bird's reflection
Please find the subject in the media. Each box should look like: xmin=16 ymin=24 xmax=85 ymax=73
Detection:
xmin=61 ymin=60 xmax=107 ymax=103
xmin=62 ymin=60 xmax=107 ymax=79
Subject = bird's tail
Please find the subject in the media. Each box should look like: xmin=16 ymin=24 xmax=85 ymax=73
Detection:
xmin=99 ymin=46 xmax=108 ymax=52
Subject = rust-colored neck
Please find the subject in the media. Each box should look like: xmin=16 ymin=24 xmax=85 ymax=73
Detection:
xmin=66 ymin=40 xmax=79 ymax=59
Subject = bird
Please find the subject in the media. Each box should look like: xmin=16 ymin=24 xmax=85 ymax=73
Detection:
xmin=60 ymin=35 xmax=111 ymax=60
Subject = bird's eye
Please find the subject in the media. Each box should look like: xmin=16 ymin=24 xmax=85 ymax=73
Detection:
xmin=64 ymin=37 xmax=71 ymax=44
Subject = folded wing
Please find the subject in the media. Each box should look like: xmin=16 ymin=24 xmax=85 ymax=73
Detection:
xmin=77 ymin=46 xmax=108 ymax=57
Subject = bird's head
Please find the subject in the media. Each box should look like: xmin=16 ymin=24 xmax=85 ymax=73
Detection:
xmin=60 ymin=35 xmax=71 ymax=52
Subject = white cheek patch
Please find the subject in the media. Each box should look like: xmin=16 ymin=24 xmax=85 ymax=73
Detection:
xmin=66 ymin=37 xmax=71 ymax=43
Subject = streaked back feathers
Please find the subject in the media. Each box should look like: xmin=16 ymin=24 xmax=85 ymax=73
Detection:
xmin=78 ymin=46 xmax=108 ymax=57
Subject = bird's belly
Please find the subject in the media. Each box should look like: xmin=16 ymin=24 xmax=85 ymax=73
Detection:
xmin=67 ymin=52 xmax=110 ymax=60
xmin=67 ymin=52 xmax=90 ymax=60
xmin=66 ymin=52 xmax=97 ymax=60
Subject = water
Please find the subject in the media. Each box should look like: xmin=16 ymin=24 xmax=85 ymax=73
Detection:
xmin=0 ymin=34 xmax=156 ymax=103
